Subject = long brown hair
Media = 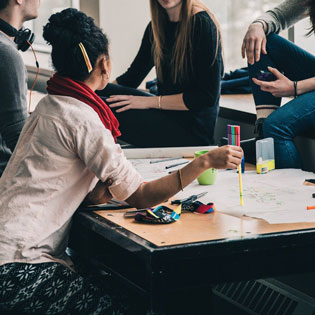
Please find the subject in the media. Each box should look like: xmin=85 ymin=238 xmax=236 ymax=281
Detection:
xmin=307 ymin=0 xmax=315 ymax=35
xmin=149 ymin=0 xmax=222 ymax=84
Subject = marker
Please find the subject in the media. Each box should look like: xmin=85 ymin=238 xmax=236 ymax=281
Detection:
xmin=84 ymin=204 xmax=131 ymax=211
xmin=307 ymin=206 xmax=315 ymax=210
xmin=230 ymin=125 xmax=244 ymax=206
xmin=238 ymin=164 xmax=244 ymax=206
xmin=165 ymin=161 xmax=189 ymax=169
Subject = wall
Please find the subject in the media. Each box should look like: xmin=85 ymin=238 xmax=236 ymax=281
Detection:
xmin=99 ymin=0 xmax=155 ymax=86
xmin=295 ymin=18 xmax=314 ymax=53
xmin=99 ymin=0 xmax=284 ymax=81
xmin=23 ymin=1 xmax=314 ymax=89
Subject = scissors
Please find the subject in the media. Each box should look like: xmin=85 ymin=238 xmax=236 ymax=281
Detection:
xmin=171 ymin=191 xmax=208 ymax=205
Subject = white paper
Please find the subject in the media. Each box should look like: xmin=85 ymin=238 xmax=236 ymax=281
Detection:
xmin=129 ymin=160 xmax=315 ymax=224
xmin=175 ymin=169 xmax=315 ymax=224
xmin=130 ymin=158 xmax=190 ymax=181
xmin=123 ymin=146 xmax=217 ymax=159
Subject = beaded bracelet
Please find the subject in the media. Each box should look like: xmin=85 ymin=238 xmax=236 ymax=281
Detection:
xmin=293 ymin=81 xmax=298 ymax=98
xmin=158 ymin=95 xmax=162 ymax=110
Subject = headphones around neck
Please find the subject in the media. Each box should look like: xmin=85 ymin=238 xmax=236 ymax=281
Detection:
xmin=0 ymin=18 xmax=35 ymax=51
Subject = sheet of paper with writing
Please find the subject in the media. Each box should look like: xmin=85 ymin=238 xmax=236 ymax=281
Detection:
xmin=171 ymin=168 xmax=315 ymax=224
xmin=127 ymin=159 xmax=315 ymax=224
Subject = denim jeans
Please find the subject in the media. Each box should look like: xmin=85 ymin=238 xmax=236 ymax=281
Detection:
xmin=248 ymin=33 xmax=315 ymax=168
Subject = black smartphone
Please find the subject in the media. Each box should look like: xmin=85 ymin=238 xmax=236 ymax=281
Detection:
xmin=256 ymin=70 xmax=277 ymax=82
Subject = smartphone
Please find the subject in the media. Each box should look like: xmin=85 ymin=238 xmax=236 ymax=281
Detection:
xmin=256 ymin=70 xmax=277 ymax=82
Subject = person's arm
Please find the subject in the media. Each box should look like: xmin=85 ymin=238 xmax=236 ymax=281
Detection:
xmin=242 ymin=0 xmax=309 ymax=64
xmin=115 ymin=23 xmax=154 ymax=88
xmin=75 ymin=112 xmax=243 ymax=207
xmin=0 ymin=45 xmax=28 ymax=152
xmin=108 ymin=13 xmax=223 ymax=113
xmin=256 ymin=0 xmax=309 ymax=36
xmin=126 ymin=145 xmax=243 ymax=209
xmin=107 ymin=93 xmax=188 ymax=112
xmin=252 ymin=66 xmax=315 ymax=97
xmin=181 ymin=12 xmax=223 ymax=113
xmin=296 ymin=77 xmax=315 ymax=95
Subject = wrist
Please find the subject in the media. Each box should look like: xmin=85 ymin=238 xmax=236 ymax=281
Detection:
xmin=252 ymin=20 xmax=267 ymax=33
xmin=198 ymin=154 xmax=212 ymax=171
xmin=152 ymin=96 xmax=161 ymax=109
xmin=157 ymin=95 xmax=162 ymax=110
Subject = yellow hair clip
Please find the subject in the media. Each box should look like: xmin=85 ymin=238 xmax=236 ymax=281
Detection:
xmin=78 ymin=42 xmax=93 ymax=73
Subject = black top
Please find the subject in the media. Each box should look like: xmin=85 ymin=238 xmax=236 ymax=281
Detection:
xmin=116 ymin=11 xmax=223 ymax=144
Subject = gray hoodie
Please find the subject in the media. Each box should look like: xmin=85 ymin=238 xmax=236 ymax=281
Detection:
xmin=0 ymin=32 xmax=28 ymax=176
xmin=254 ymin=0 xmax=309 ymax=35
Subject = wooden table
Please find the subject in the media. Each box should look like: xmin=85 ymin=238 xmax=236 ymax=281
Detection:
xmin=69 ymin=208 xmax=315 ymax=314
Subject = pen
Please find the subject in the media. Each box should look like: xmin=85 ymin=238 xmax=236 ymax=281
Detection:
xmin=171 ymin=191 xmax=208 ymax=205
xmin=165 ymin=161 xmax=189 ymax=169
xmin=108 ymin=199 xmax=129 ymax=206
xmin=82 ymin=204 xmax=131 ymax=211
xmin=238 ymin=164 xmax=244 ymax=206
xmin=307 ymin=206 xmax=315 ymax=210
xmin=150 ymin=157 xmax=182 ymax=164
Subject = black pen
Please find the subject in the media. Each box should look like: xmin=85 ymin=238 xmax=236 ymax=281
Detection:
xmin=165 ymin=161 xmax=189 ymax=169
xmin=171 ymin=191 xmax=208 ymax=205
xmin=81 ymin=203 xmax=131 ymax=211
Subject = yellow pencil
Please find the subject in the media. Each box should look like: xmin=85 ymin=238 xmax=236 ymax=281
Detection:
xmin=238 ymin=164 xmax=244 ymax=206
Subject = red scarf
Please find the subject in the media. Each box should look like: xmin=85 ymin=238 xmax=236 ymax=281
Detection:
xmin=47 ymin=73 xmax=121 ymax=141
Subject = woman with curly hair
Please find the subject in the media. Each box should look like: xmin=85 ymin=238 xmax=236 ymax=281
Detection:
xmin=242 ymin=0 xmax=315 ymax=169
xmin=0 ymin=8 xmax=242 ymax=314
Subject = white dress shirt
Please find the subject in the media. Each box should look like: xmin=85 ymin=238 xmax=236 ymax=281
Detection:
xmin=0 ymin=95 xmax=143 ymax=268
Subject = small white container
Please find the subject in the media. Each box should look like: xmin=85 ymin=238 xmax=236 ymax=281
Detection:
xmin=256 ymin=138 xmax=275 ymax=174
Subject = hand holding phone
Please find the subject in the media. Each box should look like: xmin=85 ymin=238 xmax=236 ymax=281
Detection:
xmin=256 ymin=70 xmax=277 ymax=82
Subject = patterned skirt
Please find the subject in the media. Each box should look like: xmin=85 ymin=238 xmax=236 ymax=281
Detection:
xmin=0 ymin=262 xmax=138 ymax=314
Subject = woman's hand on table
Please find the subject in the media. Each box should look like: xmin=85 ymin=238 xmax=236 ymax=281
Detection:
xmin=107 ymin=95 xmax=156 ymax=112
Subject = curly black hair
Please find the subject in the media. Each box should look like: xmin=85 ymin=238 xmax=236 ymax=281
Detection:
xmin=0 ymin=0 xmax=10 ymax=10
xmin=43 ymin=8 xmax=109 ymax=81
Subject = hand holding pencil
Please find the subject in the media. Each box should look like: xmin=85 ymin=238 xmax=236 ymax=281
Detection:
xmin=228 ymin=125 xmax=244 ymax=206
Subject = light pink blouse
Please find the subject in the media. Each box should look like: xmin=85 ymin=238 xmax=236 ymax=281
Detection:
xmin=0 ymin=95 xmax=143 ymax=268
